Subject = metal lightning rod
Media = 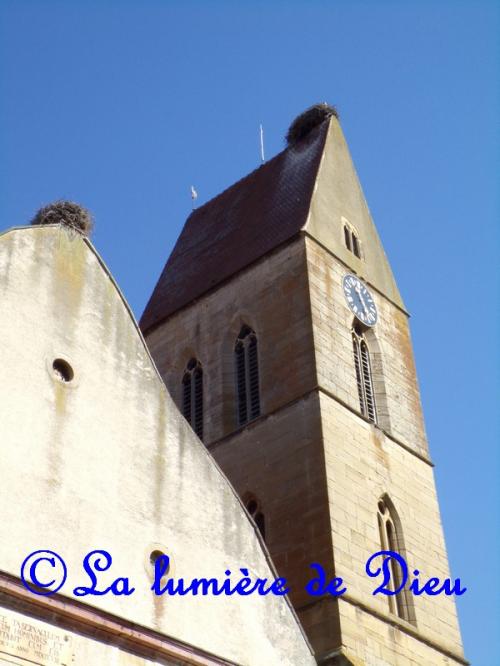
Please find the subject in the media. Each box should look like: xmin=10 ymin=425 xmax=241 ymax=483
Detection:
xmin=259 ymin=124 xmax=265 ymax=163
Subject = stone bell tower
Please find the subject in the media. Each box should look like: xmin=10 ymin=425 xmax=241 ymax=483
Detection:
xmin=140 ymin=105 xmax=466 ymax=665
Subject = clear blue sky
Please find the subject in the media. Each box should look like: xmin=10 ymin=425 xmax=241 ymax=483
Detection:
xmin=1 ymin=1 xmax=498 ymax=663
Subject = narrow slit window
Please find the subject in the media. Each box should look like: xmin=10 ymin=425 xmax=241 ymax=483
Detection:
xmin=352 ymin=326 xmax=377 ymax=424
xmin=352 ymin=233 xmax=360 ymax=258
xmin=235 ymin=326 xmax=261 ymax=426
xmin=344 ymin=225 xmax=352 ymax=251
xmin=181 ymin=358 xmax=204 ymax=440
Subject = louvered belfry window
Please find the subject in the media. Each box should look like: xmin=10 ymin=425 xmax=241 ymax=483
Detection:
xmin=235 ymin=326 xmax=261 ymax=426
xmin=352 ymin=325 xmax=377 ymax=423
xmin=182 ymin=358 xmax=204 ymax=440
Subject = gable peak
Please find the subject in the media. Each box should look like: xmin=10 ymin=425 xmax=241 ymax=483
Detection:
xmin=285 ymin=103 xmax=338 ymax=146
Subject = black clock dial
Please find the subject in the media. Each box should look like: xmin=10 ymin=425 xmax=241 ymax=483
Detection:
xmin=342 ymin=274 xmax=378 ymax=326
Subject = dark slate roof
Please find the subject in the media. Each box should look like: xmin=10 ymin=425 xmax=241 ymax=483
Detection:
xmin=140 ymin=120 xmax=329 ymax=333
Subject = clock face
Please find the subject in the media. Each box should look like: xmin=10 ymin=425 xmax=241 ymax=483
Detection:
xmin=342 ymin=274 xmax=378 ymax=326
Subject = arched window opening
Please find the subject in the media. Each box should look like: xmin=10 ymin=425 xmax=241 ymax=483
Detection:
xmin=246 ymin=497 xmax=266 ymax=541
xmin=352 ymin=324 xmax=377 ymax=423
xmin=343 ymin=223 xmax=362 ymax=259
xmin=377 ymin=496 xmax=416 ymax=624
xmin=235 ymin=326 xmax=260 ymax=426
xmin=182 ymin=358 xmax=204 ymax=440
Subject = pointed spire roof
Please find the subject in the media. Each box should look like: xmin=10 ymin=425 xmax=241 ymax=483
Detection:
xmin=304 ymin=114 xmax=405 ymax=312
xmin=140 ymin=108 xmax=404 ymax=333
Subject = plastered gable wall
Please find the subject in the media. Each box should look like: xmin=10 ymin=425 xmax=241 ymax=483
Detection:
xmin=145 ymin=237 xmax=317 ymax=445
xmin=0 ymin=226 xmax=315 ymax=666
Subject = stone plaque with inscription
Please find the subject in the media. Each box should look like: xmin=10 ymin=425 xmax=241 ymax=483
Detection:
xmin=0 ymin=608 xmax=72 ymax=666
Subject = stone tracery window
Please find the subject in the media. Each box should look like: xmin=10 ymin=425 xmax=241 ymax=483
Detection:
xmin=377 ymin=495 xmax=416 ymax=624
xmin=235 ymin=325 xmax=260 ymax=425
xmin=182 ymin=358 xmax=204 ymax=440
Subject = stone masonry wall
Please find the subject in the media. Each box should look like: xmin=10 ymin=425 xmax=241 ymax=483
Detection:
xmin=145 ymin=237 xmax=317 ymax=445
xmin=321 ymin=394 xmax=464 ymax=662
xmin=306 ymin=237 xmax=464 ymax=662
xmin=305 ymin=236 xmax=429 ymax=459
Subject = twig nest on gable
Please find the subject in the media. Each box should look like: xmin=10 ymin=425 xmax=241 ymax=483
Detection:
xmin=31 ymin=200 xmax=94 ymax=236
xmin=286 ymin=103 xmax=338 ymax=146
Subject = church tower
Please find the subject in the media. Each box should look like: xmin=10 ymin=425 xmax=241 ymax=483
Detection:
xmin=140 ymin=106 xmax=466 ymax=665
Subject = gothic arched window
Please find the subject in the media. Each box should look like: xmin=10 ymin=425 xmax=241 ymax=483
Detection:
xmin=235 ymin=325 xmax=260 ymax=426
xmin=352 ymin=324 xmax=377 ymax=423
xmin=182 ymin=358 xmax=203 ymax=440
xmin=246 ymin=496 xmax=266 ymax=541
xmin=377 ymin=495 xmax=416 ymax=624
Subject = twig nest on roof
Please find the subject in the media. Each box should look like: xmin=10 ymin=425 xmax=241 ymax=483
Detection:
xmin=286 ymin=103 xmax=338 ymax=145
xmin=30 ymin=200 xmax=94 ymax=236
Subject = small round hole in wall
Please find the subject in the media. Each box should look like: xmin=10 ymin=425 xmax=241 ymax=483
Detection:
xmin=144 ymin=543 xmax=173 ymax=583
xmin=150 ymin=550 xmax=170 ymax=575
xmin=52 ymin=358 xmax=74 ymax=383
xmin=150 ymin=549 xmax=164 ymax=565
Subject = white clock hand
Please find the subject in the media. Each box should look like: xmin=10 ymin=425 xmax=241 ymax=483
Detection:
xmin=355 ymin=284 xmax=368 ymax=314
xmin=359 ymin=292 xmax=368 ymax=313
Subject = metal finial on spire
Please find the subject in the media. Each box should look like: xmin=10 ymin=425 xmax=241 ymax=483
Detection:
xmin=259 ymin=124 xmax=265 ymax=163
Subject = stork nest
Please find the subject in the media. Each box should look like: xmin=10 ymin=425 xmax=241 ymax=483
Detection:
xmin=286 ymin=103 xmax=338 ymax=145
xmin=30 ymin=200 xmax=94 ymax=236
